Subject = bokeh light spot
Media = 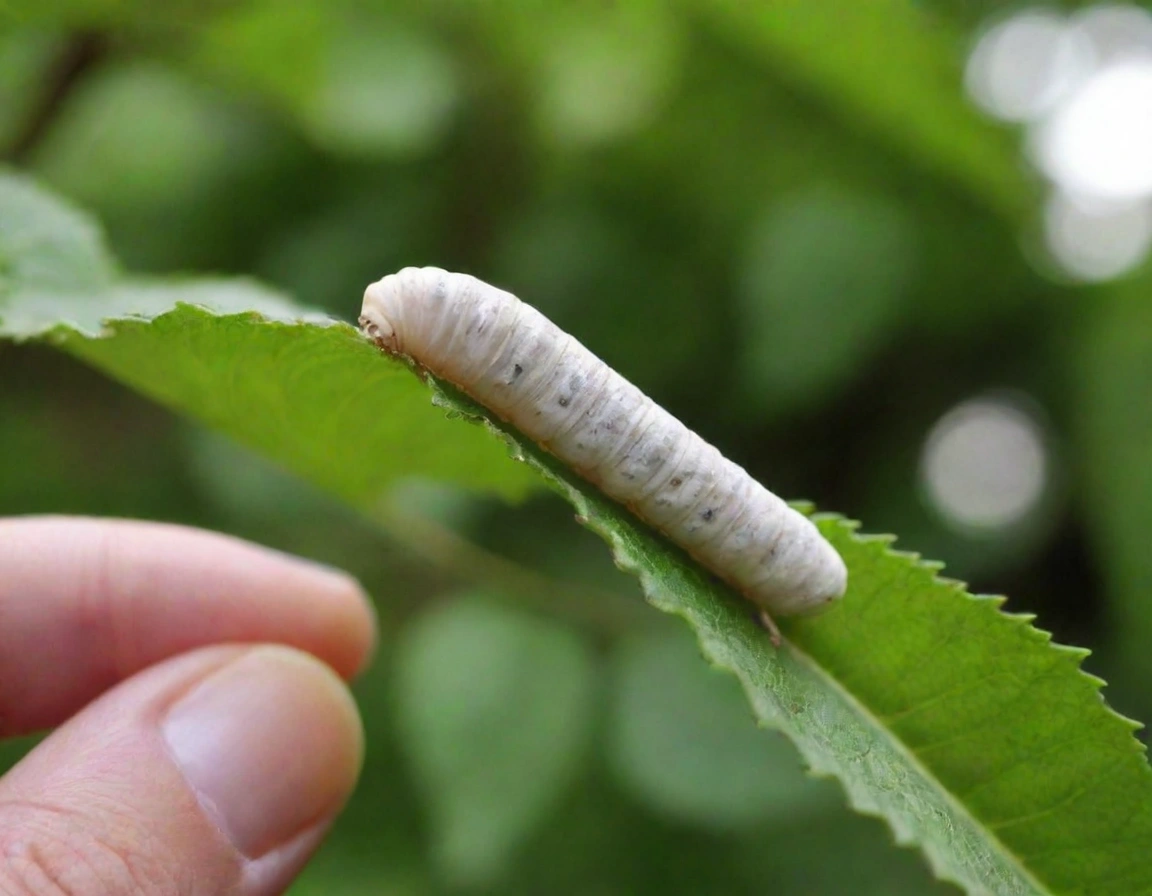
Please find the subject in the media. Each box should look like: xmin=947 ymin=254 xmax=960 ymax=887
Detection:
xmin=1034 ymin=59 xmax=1152 ymax=202
xmin=1043 ymin=191 xmax=1152 ymax=281
xmin=921 ymin=397 xmax=1049 ymax=534
xmin=967 ymin=3 xmax=1152 ymax=280
xmin=965 ymin=11 xmax=1092 ymax=122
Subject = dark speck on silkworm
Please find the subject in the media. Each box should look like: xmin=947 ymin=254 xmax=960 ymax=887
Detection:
xmin=701 ymin=508 xmax=715 ymax=522
xmin=558 ymin=396 xmax=570 ymax=407
xmin=512 ymin=363 xmax=524 ymax=381
xmin=669 ymin=477 xmax=683 ymax=488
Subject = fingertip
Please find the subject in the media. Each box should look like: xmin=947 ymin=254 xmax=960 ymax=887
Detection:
xmin=269 ymin=557 xmax=378 ymax=680
xmin=324 ymin=571 xmax=378 ymax=680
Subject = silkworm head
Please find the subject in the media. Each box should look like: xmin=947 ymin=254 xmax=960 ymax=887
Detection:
xmin=360 ymin=275 xmax=400 ymax=351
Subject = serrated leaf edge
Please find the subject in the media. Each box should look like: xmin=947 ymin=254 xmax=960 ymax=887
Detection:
xmin=415 ymin=370 xmax=1148 ymax=896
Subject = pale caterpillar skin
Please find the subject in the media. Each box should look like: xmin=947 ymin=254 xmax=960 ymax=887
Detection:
xmin=360 ymin=267 xmax=848 ymax=623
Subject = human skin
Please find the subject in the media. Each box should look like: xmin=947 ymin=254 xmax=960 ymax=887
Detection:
xmin=0 ymin=516 xmax=377 ymax=895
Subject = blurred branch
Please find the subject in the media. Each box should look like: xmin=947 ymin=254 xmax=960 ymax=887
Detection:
xmin=373 ymin=496 xmax=649 ymax=636
xmin=6 ymin=31 xmax=107 ymax=164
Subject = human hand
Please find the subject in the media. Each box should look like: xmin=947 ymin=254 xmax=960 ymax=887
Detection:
xmin=0 ymin=516 xmax=377 ymax=895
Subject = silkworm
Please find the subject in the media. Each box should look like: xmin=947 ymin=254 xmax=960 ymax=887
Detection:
xmin=360 ymin=267 xmax=847 ymax=625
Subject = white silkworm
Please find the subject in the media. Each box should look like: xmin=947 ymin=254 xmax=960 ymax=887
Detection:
xmin=360 ymin=267 xmax=847 ymax=621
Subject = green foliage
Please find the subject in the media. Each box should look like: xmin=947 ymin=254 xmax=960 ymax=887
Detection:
xmin=3 ymin=171 xmax=1151 ymax=895
xmin=0 ymin=172 xmax=536 ymax=504
xmin=394 ymin=595 xmax=596 ymax=886
xmin=4 ymin=2 xmax=1152 ymax=894
xmin=693 ymin=0 xmax=1031 ymax=220
xmin=195 ymin=3 xmax=460 ymax=158
xmin=1076 ymin=282 xmax=1152 ymax=704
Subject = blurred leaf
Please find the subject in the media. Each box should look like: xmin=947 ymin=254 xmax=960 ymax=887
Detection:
xmin=1076 ymin=282 xmax=1152 ymax=701
xmin=0 ymin=163 xmax=116 ymax=291
xmin=195 ymin=2 xmax=457 ymax=158
xmin=301 ymin=22 xmax=457 ymax=158
xmin=0 ymin=171 xmax=537 ymax=502
xmin=31 ymin=61 xmax=238 ymax=212
xmin=737 ymin=184 xmax=916 ymax=413
xmin=692 ymin=0 xmax=1031 ymax=221
xmin=528 ymin=4 xmax=682 ymax=146
xmin=26 ymin=53 xmax=289 ymax=273
xmin=608 ymin=627 xmax=838 ymax=828
xmin=393 ymin=595 xmax=596 ymax=887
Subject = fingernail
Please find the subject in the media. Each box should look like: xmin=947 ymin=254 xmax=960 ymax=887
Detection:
xmin=162 ymin=647 xmax=364 ymax=858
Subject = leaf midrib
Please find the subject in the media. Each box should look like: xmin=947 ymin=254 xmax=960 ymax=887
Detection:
xmin=785 ymin=635 xmax=1046 ymax=895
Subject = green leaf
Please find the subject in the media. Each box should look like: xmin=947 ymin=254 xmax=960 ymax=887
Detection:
xmin=0 ymin=165 xmax=116 ymax=297
xmin=393 ymin=595 xmax=596 ymax=887
xmin=0 ymin=171 xmax=537 ymax=503
xmin=691 ymin=0 xmax=1031 ymax=222
xmin=420 ymin=379 xmax=1152 ymax=896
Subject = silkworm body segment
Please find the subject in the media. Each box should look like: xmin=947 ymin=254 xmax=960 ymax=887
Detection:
xmin=360 ymin=267 xmax=847 ymax=617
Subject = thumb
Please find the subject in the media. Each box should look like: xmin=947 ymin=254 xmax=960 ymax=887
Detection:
xmin=0 ymin=645 xmax=363 ymax=896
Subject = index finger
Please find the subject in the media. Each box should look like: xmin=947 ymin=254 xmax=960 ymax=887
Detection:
xmin=0 ymin=515 xmax=376 ymax=736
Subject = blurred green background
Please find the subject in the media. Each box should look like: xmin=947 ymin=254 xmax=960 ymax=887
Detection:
xmin=3 ymin=2 xmax=1152 ymax=893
